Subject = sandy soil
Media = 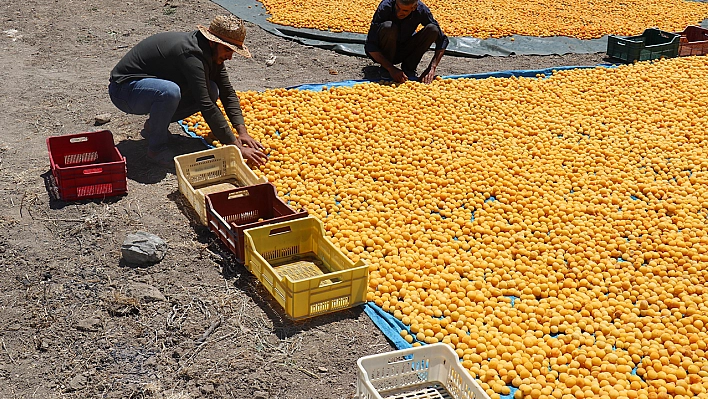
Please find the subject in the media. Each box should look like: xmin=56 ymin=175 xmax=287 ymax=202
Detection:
xmin=0 ymin=0 xmax=606 ymax=397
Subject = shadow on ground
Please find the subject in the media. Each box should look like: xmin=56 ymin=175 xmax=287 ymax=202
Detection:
xmin=195 ymin=226 xmax=368 ymax=338
xmin=117 ymin=135 xmax=208 ymax=184
xmin=362 ymin=65 xmax=389 ymax=81
xmin=239 ymin=268 xmax=368 ymax=339
xmin=41 ymin=170 xmax=126 ymax=210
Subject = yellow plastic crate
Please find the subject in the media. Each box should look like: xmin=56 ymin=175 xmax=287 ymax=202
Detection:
xmin=356 ymin=344 xmax=490 ymax=399
xmin=243 ymin=216 xmax=369 ymax=320
xmin=174 ymin=146 xmax=267 ymax=225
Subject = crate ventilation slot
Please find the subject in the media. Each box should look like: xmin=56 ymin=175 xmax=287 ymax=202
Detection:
xmin=370 ymin=362 xmax=430 ymax=389
xmin=226 ymin=210 xmax=259 ymax=224
xmin=65 ymin=151 xmax=98 ymax=165
xmin=263 ymin=245 xmax=299 ymax=260
xmin=76 ymin=184 xmax=113 ymax=197
xmin=310 ymin=296 xmax=350 ymax=315
xmin=189 ymin=169 xmax=222 ymax=183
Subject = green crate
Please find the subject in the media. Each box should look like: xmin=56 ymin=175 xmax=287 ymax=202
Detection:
xmin=607 ymin=28 xmax=680 ymax=63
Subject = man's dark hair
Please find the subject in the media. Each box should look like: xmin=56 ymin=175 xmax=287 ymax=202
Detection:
xmin=397 ymin=0 xmax=418 ymax=5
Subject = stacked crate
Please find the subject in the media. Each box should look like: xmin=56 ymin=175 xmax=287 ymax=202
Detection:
xmin=175 ymin=146 xmax=369 ymax=320
xmin=46 ymin=130 xmax=127 ymax=201
xmin=244 ymin=216 xmax=369 ymax=320
xmin=606 ymin=26 xmax=708 ymax=63
xmin=205 ymin=182 xmax=308 ymax=264
xmin=174 ymin=145 xmax=268 ymax=225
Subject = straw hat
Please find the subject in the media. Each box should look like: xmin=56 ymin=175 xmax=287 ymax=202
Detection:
xmin=198 ymin=15 xmax=251 ymax=58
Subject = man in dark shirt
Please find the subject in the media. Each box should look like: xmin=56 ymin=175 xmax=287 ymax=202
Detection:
xmin=109 ymin=15 xmax=267 ymax=167
xmin=365 ymin=0 xmax=448 ymax=84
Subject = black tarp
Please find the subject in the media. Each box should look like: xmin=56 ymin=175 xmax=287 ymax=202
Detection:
xmin=213 ymin=0 xmax=708 ymax=57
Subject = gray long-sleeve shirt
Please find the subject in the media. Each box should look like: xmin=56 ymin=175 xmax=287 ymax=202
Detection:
xmin=110 ymin=31 xmax=243 ymax=144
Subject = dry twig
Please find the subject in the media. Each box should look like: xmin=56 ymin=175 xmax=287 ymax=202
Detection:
xmin=195 ymin=318 xmax=222 ymax=345
xmin=1 ymin=339 xmax=16 ymax=365
xmin=297 ymin=367 xmax=319 ymax=379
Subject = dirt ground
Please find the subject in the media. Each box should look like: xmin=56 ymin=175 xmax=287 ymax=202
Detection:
xmin=0 ymin=0 xmax=607 ymax=398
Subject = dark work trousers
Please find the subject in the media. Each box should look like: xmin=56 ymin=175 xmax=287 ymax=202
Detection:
xmin=370 ymin=21 xmax=440 ymax=73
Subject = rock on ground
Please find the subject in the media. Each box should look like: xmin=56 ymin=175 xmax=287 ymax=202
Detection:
xmin=121 ymin=231 xmax=167 ymax=265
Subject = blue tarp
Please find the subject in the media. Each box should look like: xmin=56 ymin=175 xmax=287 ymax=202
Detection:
xmin=289 ymin=64 xmax=613 ymax=91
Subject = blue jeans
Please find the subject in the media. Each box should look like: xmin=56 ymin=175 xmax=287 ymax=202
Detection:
xmin=109 ymin=78 xmax=218 ymax=151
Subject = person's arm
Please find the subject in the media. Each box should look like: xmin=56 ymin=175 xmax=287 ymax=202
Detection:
xmin=365 ymin=0 xmax=409 ymax=82
xmin=418 ymin=3 xmax=448 ymax=84
xmin=215 ymin=66 xmax=267 ymax=166
xmin=179 ymin=54 xmax=237 ymax=145
xmin=420 ymin=49 xmax=445 ymax=84
xmin=180 ymin=55 xmax=266 ymax=166
xmin=364 ymin=0 xmax=393 ymax=55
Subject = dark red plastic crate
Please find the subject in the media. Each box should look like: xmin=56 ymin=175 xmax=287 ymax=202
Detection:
xmin=46 ymin=130 xmax=127 ymax=201
xmin=676 ymin=26 xmax=708 ymax=57
xmin=206 ymin=182 xmax=308 ymax=264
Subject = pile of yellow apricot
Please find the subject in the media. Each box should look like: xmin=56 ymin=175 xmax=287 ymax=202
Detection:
xmin=256 ymin=0 xmax=708 ymax=39
xmin=189 ymin=56 xmax=708 ymax=399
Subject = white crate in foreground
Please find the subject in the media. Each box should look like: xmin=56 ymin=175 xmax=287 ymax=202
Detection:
xmin=356 ymin=344 xmax=490 ymax=399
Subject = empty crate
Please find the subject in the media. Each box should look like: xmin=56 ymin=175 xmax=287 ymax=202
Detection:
xmin=607 ymin=28 xmax=680 ymax=63
xmin=676 ymin=25 xmax=708 ymax=56
xmin=356 ymin=344 xmax=490 ymax=399
xmin=174 ymin=145 xmax=267 ymax=225
xmin=46 ymin=130 xmax=127 ymax=201
xmin=243 ymin=216 xmax=369 ymax=320
xmin=206 ymin=182 xmax=308 ymax=264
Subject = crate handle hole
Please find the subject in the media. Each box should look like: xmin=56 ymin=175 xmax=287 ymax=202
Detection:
xmin=269 ymin=226 xmax=292 ymax=236
xmin=69 ymin=136 xmax=89 ymax=143
xmin=83 ymin=167 xmax=103 ymax=175
xmin=227 ymin=191 xmax=249 ymax=199
xmin=319 ymin=278 xmax=342 ymax=287
xmin=385 ymin=355 xmax=409 ymax=364
xmin=195 ymin=155 xmax=216 ymax=162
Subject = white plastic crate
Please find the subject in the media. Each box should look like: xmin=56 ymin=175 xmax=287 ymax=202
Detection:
xmin=356 ymin=344 xmax=490 ymax=399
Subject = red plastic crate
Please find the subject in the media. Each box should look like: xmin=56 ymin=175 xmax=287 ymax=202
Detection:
xmin=206 ymin=182 xmax=308 ymax=264
xmin=676 ymin=25 xmax=708 ymax=56
xmin=46 ymin=130 xmax=127 ymax=201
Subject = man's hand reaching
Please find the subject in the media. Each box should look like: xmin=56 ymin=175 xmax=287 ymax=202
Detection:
xmin=236 ymin=145 xmax=267 ymax=167
xmin=229 ymin=124 xmax=267 ymax=166
xmin=232 ymin=124 xmax=267 ymax=166
xmin=420 ymin=67 xmax=436 ymax=84
xmin=420 ymin=50 xmax=445 ymax=84
xmin=239 ymin=133 xmax=265 ymax=151
xmin=389 ymin=67 xmax=408 ymax=83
